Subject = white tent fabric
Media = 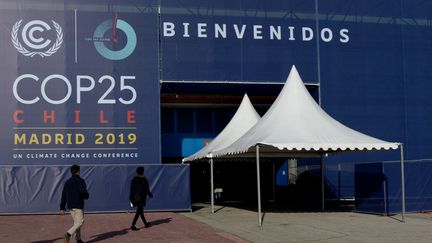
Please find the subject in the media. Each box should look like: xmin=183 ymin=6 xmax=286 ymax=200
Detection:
xmin=182 ymin=94 xmax=260 ymax=162
xmin=212 ymin=65 xmax=399 ymax=158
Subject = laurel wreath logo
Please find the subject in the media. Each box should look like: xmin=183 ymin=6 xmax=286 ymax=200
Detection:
xmin=11 ymin=19 xmax=63 ymax=58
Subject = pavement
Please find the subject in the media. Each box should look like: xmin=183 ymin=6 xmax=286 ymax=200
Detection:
xmin=1 ymin=205 xmax=432 ymax=242
xmin=0 ymin=210 xmax=246 ymax=243
xmin=181 ymin=204 xmax=432 ymax=243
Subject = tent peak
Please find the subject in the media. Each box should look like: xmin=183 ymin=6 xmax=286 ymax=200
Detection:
xmin=212 ymin=66 xmax=399 ymax=158
xmin=182 ymin=93 xmax=260 ymax=162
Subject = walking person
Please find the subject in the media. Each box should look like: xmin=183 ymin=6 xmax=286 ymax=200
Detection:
xmin=129 ymin=166 xmax=153 ymax=231
xmin=60 ymin=164 xmax=89 ymax=243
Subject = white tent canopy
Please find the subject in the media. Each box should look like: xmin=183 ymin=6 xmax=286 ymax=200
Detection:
xmin=182 ymin=93 xmax=260 ymax=162
xmin=212 ymin=66 xmax=399 ymax=158
xmin=211 ymin=66 xmax=403 ymax=226
xmin=182 ymin=94 xmax=261 ymax=214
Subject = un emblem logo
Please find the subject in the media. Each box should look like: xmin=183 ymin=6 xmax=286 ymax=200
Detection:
xmin=11 ymin=19 xmax=63 ymax=58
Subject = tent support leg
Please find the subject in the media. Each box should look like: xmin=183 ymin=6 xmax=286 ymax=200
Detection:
xmin=272 ymin=161 xmax=275 ymax=202
xmin=256 ymin=145 xmax=262 ymax=226
xmin=210 ymin=158 xmax=214 ymax=214
xmin=321 ymin=153 xmax=325 ymax=212
xmin=400 ymin=144 xmax=405 ymax=222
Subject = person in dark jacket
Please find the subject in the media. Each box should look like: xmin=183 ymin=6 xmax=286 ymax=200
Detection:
xmin=60 ymin=164 xmax=89 ymax=243
xmin=129 ymin=166 xmax=153 ymax=231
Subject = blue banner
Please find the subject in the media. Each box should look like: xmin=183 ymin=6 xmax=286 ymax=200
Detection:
xmin=0 ymin=7 xmax=160 ymax=165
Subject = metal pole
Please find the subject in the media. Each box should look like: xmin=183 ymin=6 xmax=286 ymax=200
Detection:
xmin=400 ymin=144 xmax=405 ymax=222
xmin=321 ymin=153 xmax=325 ymax=211
xmin=382 ymin=164 xmax=388 ymax=216
xmin=314 ymin=0 xmax=322 ymax=105
xmin=272 ymin=160 xmax=275 ymax=202
xmin=210 ymin=158 xmax=214 ymax=213
xmin=256 ymin=145 xmax=262 ymax=226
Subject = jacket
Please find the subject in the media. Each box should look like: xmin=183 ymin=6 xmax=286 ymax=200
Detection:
xmin=129 ymin=175 xmax=152 ymax=207
xmin=60 ymin=174 xmax=89 ymax=210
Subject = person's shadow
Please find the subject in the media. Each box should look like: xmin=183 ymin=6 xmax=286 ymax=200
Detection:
xmin=30 ymin=238 xmax=62 ymax=243
xmin=86 ymin=228 xmax=129 ymax=243
xmin=29 ymin=219 xmax=173 ymax=243
xmin=86 ymin=218 xmax=172 ymax=242
xmin=144 ymin=217 xmax=172 ymax=227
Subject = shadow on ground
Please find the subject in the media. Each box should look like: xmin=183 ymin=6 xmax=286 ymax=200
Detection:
xmin=147 ymin=217 xmax=172 ymax=226
xmin=30 ymin=237 xmax=62 ymax=243
xmin=84 ymin=217 xmax=173 ymax=242
xmin=193 ymin=199 xmax=355 ymax=214
xmin=86 ymin=228 xmax=130 ymax=243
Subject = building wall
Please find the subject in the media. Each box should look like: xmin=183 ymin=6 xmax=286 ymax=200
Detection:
xmin=1 ymin=0 xmax=431 ymax=212
xmin=160 ymin=0 xmax=432 ymax=164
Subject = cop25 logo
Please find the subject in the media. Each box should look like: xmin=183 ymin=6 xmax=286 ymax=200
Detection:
xmin=11 ymin=19 xmax=63 ymax=58
xmin=93 ymin=18 xmax=137 ymax=61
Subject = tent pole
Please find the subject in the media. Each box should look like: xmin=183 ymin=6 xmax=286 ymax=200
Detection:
xmin=256 ymin=145 xmax=262 ymax=226
xmin=210 ymin=158 xmax=214 ymax=214
xmin=272 ymin=161 xmax=275 ymax=202
xmin=400 ymin=144 xmax=405 ymax=222
xmin=321 ymin=153 xmax=325 ymax=212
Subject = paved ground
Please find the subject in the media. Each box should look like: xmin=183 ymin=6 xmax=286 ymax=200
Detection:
xmin=181 ymin=204 xmax=432 ymax=243
xmin=0 ymin=211 xmax=246 ymax=243
xmin=2 ymin=205 xmax=432 ymax=242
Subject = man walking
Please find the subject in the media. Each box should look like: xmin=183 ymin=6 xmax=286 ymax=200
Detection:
xmin=129 ymin=166 xmax=153 ymax=230
xmin=60 ymin=164 xmax=89 ymax=243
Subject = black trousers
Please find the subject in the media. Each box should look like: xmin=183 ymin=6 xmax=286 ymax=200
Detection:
xmin=132 ymin=205 xmax=147 ymax=226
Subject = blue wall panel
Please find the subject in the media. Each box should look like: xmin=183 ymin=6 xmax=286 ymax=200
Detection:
xmin=354 ymin=163 xmax=386 ymax=214
xmin=160 ymin=0 xmax=320 ymax=83
xmin=0 ymin=164 xmax=191 ymax=214
xmin=325 ymin=164 xmax=354 ymax=200
xmin=354 ymin=161 xmax=432 ymax=214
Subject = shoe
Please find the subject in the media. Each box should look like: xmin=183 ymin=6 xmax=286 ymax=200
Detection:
xmin=63 ymin=233 xmax=71 ymax=243
xmin=76 ymin=240 xmax=84 ymax=243
xmin=144 ymin=222 xmax=151 ymax=228
xmin=130 ymin=225 xmax=139 ymax=231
